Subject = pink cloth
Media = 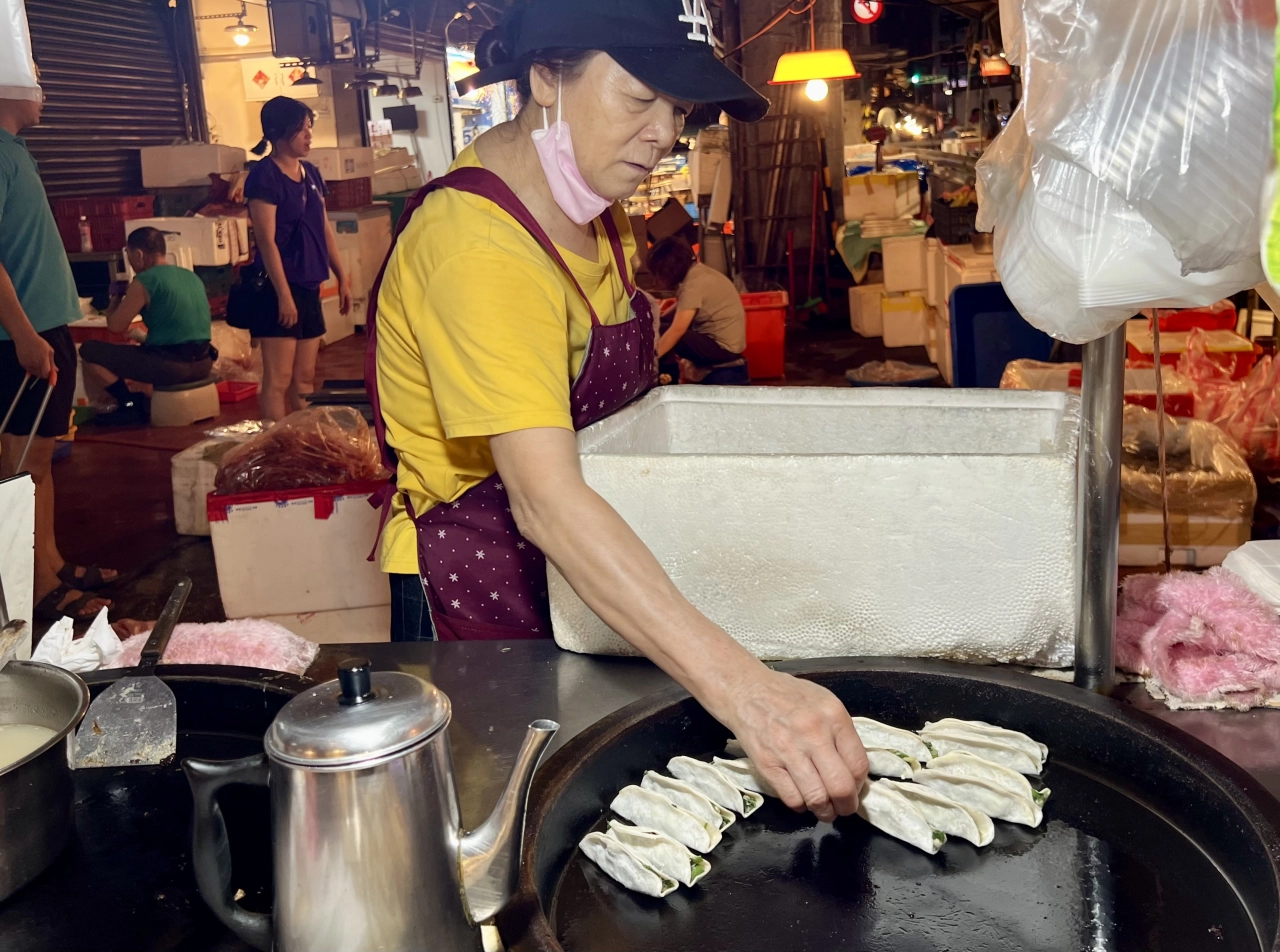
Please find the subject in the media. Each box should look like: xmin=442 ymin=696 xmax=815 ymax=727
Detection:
xmin=1116 ymin=567 xmax=1280 ymax=710
xmin=106 ymin=619 xmax=319 ymax=677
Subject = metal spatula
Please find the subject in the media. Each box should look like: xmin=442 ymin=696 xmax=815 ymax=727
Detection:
xmin=74 ymin=577 xmax=192 ymax=768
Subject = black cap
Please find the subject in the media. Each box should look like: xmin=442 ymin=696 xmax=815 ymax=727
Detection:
xmin=460 ymin=0 xmax=769 ymax=123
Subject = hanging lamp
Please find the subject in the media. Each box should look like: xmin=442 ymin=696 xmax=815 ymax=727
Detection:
xmin=767 ymin=3 xmax=859 ymax=102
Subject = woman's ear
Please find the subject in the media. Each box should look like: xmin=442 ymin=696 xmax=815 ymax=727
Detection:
xmin=528 ymin=64 xmax=558 ymax=111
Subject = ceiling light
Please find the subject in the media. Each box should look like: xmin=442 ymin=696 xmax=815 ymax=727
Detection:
xmin=980 ymin=54 xmax=1012 ymax=78
xmin=804 ymin=79 xmax=829 ymax=102
xmin=399 ymin=85 xmax=423 ymax=99
xmin=375 ymin=82 xmax=399 ymax=97
xmin=356 ymin=71 xmax=387 ymax=82
xmin=346 ymin=79 xmax=379 ymax=91
xmin=770 ymin=49 xmax=860 ymax=85
xmin=225 ymin=15 xmax=257 ymax=47
xmin=292 ymin=71 xmax=322 ymax=87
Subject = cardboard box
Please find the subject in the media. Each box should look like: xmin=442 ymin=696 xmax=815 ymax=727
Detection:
xmin=309 ymin=147 xmax=375 ymax=182
xmin=141 ymin=144 xmax=245 ymax=189
xmin=1119 ymin=505 xmax=1251 ymax=568
xmin=126 ymin=217 xmax=232 ymax=267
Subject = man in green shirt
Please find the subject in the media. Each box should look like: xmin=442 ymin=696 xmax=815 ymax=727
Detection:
xmin=81 ymin=226 xmax=215 ymax=425
xmin=0 ymin=90 xmax=115 ymax=621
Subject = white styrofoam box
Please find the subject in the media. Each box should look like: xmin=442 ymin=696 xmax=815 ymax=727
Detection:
xmin=882 ymin=234 xmax=926 ymax=293
xmin=550 ymin=387 xmax=1080 ymax=665
xmin=0 ymin=474 xmax=35 ymax=659
xmin=261 ymin=605 xmax=392 ymax=645
xmin=843 ymin=170 xmax=918 ymax=222
xmin=126 ymin=217 xmax=231 ymax=266
xmin=328 ymin=205 xmax=393 ymax=325
xmin=321 ymin=294 xmax=356 ymax=345
xmin=310 ymin=147 xmax=375 ymax=182
xmin=849 ymin=282 xmax=885 ymax=338
xmin=924 ymin=237 xmax=941 ymax=308
xmin=140 ymin=144 xmax=246 ymax=188
xmin=171 ymin=438 xmax=228 ymax=537
xmin=882 ymin=292 xmax=929 ymax=348
xmin=942 ymin=242 xmax=1000 ymax=306
xmin=209 ymin=483 xmax=390 ymax=619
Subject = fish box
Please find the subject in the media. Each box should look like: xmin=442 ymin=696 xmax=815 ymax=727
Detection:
xmin=550 ymin=387 xmax=1081 ymax=666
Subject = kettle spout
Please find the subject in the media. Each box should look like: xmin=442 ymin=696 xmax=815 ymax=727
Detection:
xmin=459 ymin=719 xmax=558 ymax=923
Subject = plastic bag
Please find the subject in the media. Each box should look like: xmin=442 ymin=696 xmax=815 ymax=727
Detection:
xmin=210 ymin=321 xmax=261 ymax=383
xmin=1121 ymin=405 xmax=1256 ymax=521
xmin=979 ymin=0 xmax=1273 ymax=344
xmin=213 ymin=406 xmax=386 ymax=494
xmin=0 ymin=0 xmax=40 ymax=102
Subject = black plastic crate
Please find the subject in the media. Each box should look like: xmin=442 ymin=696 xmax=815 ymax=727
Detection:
xmin=932 ymin=198 xmax=979 ymax=245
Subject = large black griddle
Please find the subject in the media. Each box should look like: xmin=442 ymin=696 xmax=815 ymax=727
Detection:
xmin=500 ymin=658 xmax=1280 ymax=952
xmin=1 ymin=666 xmax=308 ymax=952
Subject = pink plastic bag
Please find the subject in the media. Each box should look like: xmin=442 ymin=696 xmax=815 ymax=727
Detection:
xmin=1180 ymin=328 xmax=1280 ymax=471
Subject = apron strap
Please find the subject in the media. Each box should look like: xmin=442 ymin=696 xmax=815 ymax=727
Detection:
xmin=599 ymin=211 xmax=639 ymax=299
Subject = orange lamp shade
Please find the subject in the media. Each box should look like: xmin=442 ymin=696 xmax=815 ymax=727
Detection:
xmin=980 ymin=55 xmax=1012 ymax=78
xmin=770 ymin=49 xmax=861 ymax=85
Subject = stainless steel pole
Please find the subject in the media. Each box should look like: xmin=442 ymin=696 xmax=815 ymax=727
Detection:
xmin=1074 ymin=324 xmax=1126 ymax=694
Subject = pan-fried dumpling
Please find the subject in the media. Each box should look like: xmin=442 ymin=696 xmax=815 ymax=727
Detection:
xmin=879 ymin=780 xmax=994 ymax=847
xmin=926 ymin=750 xmax=1051 ymax=807
xmin=921 ymin=719 xmax=1047 ymax=769
xmin=610 ymin=785 xmax=723 ymax=852
xmin=857 ymin=779 xmax=947 ymax=854
xmin=917 ymin=729 xmax=1042 ymax=775
xmin=606 ymin=821 xmax=710 ymax=887
xmin=913 ymin=770 xmax=1044 ymax=827
xmin=579 ymin=831 xmax=679 ymax=898
xmin=668 ymin=755 xmax=763 ymax=816
xmin=852 ymin=717 xmax=935 ymax=763
xmin=723 ymin=738 xmax=746 ymax=759
xmin=866 ymin=748 xmax=920 ymax=779
xmin=642 ymin=771 xmax=735 ymax=831
xmin=711 ymin=756 xmax=779 ymax=799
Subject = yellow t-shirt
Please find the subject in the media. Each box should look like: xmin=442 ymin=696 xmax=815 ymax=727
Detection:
xmin=376 ymin=145 xmax=637 ymax=574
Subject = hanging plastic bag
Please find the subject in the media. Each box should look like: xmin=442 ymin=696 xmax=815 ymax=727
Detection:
xmin=0 ymin=0 xmax=40 ymax=102
xmin=1018 ymin=0 xmax=1274 ymax=276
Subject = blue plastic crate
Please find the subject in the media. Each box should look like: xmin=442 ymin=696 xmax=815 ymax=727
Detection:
xmin=948 ymin=283 xmax=1056 ymax=388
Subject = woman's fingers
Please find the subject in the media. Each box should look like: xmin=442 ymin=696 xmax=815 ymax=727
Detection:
xmin=808 ymin=743 xmax=861 ymax=818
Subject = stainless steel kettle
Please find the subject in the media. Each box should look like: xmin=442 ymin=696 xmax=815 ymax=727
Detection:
xmin=183 ymin=658 xmax=557 ymax=952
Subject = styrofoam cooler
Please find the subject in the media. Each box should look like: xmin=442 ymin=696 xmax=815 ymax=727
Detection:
xmin=171 ymin=439 xmax=226 ymax=536
xmin=881 ymin=292 xmax=929 ymax=348
xmin=882 ymin=234 xmax=925 ymax=293
xmin=549 ymin=387 xmax=1080 ymax=666
xmin=942 ymin=243 xmax=999 ymax=305
xmin=924 ymin=238 xmax=941 ymax=307
xmin=933 ymin=305 xmax=954 ymax=385
xmin=208 ymin=482 xmax=390 ymax=620
xmin=849 ymin=282 xmax=885 ymax=338
xmin=843 ymin=170 xmax=918 ymax=221
xmin=126 ymin=217 xmax=232 ymax=266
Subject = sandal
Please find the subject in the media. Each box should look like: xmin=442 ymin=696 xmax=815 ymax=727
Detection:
xmin=56 ymin=563 xmax=117 ymax=591
xmin=34 ymin=583 xmax=112 ymax=623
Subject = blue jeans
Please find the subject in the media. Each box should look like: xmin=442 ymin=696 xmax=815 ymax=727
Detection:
xmin=700 ymin=364 xmax=751 ymax=386
xmin=390 ymin=574 xmax=436 ymax=642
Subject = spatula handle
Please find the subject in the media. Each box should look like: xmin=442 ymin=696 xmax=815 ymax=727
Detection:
xmin=140 ymin=577 xmax=192 ymax=674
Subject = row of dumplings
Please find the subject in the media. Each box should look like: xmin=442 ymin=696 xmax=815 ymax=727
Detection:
xmin=578 ymin=755 xmax=771 ymax=898
xmin=853 ymin=717 xmax=1051 ymax=855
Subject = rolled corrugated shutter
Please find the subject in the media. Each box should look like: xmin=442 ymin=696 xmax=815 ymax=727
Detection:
xmin=24 ymin=0 xmax=200 ymax=197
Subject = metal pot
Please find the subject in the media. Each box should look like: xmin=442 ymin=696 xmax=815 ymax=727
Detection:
xmin=185 ymin=657 xmax=557 ymax=952
xmin=0 ymin=661 xmax=90 ymax=901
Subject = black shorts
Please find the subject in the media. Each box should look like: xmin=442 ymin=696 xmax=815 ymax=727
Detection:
xmin=0 ymin=325 xmax=76 ymax=438
xmin=80 ymin=340 xmax=213 ymax=387
xmin=244 ymin=282 xmax=326 ymax=341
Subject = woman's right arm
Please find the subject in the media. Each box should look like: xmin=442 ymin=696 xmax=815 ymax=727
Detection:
xmin=248 ymin=199 xmax=298 ymax=328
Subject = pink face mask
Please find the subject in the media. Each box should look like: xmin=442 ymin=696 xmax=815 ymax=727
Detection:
xmin=531 ymin=83 xmax=613 ymax=226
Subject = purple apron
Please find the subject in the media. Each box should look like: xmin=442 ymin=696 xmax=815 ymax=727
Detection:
xmin=365 ymin=167 xmax=656 ymax=641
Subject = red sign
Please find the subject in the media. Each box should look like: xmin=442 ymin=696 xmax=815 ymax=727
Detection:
xmin=851 ymin=0 xmax=883 ymax=24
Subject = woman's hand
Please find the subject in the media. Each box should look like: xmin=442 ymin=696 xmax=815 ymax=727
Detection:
xmin=338 ymin=278 xmax=353 ymax=317
xmin=14 ymin=326 xmax=56 ymax=382
xmin=721 ymin=668 xmax=869 ymax=823
xmin=277 ymin=293 xmax=299 ymax=328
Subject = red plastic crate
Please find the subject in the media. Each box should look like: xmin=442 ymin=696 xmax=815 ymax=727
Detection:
xmin=326 ymin=177 xmax=373 ymax=211
xmin=1150 ymin=301 xmax=1237 ymax=333
xmin=216 ymin=381 xmax=258 ymax=404
xmin=741 ymin=291 xmax=788 ymax=380
xmin=53 ymin=194 xmax=154 ymax=254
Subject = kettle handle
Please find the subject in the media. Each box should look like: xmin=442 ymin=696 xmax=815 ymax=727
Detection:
xmin=182 ymin=755 xmax=273 ymax=952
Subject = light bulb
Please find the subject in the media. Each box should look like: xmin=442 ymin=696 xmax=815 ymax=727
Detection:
xmin=232 ymin=29 xmax=251 ymax=46
xmin=805 ymin=79 xmax=829 ymax=102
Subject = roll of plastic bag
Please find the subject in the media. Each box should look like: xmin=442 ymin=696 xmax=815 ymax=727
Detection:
xmin=0 ymin=0 xmax=40 ymax=102
xmin=1017 ymin=0 xmax=1275 ymax=276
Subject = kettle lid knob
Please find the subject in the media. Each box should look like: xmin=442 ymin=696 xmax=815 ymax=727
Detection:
xmin=338 ymin=657 xmax=375 ymax=706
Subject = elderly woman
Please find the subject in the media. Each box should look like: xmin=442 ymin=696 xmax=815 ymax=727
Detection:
xmin=369 ymin=0 xmax=868 ymax=823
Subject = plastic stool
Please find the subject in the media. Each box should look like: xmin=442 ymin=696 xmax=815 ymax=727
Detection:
xmin=151 ymin=376 xmax=221 ymax=427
